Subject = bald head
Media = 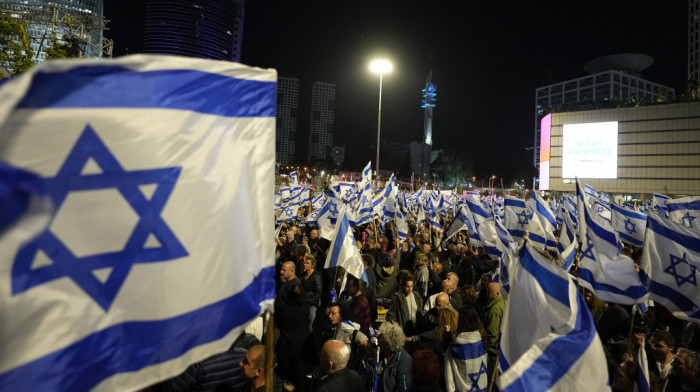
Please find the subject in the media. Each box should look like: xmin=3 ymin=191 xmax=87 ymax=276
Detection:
xmin=280 ymin=261 xmax=296 ymax=282
xmin=321 ymin=339 xmax=350 ymax=373
xmin=436 ymin=292 xmax=450 ymax=309
xmin=488 ymin=282 xmax=501 ymax=300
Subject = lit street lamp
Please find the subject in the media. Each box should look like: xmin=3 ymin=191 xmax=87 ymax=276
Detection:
xmin=370 ymin=59 xmax=392 ymax=187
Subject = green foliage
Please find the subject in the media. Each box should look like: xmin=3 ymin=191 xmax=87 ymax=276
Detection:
xmin=44 ymin=34 xmax=80 ymax=60
xmin=0 ymin=10 xmax=34 ymax=77
xmin=430 ymin=150 xmax=474 ymax=187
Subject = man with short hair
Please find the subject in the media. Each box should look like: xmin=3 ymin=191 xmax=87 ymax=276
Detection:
xmin=239 ymin=345 xmax=279 ymax=392
xmin=315 ymin=340 xmax=365 ymax=392
xmin=386 ymin=274 xmax=423 ymax=336
xmin=278 ymin=261 xmax=301 ymax=301
xmin=649 ymin=329 xmax=676 ymax=390
xmin=668 ymin=347 xmax=700 ymax=391
xmin=484 ymin=282 xmax=505 ymax=387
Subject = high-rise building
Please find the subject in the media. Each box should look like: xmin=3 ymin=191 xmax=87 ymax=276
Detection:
xmin=690 ymin=0 xmax=700 ymax=81
xmin=0 ymin=0 xmax=107 ymax=64
xmin=533 ymin=55 xmax=675 ymax=188
xmin=276 ymin=77 xmax=299 ymax=165
xmin=308 ymin=81 xmax=335 ymax=162
xmin=143 ymin=0 xmax=245 ymax=62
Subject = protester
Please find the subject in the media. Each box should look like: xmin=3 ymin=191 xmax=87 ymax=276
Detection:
xmin=376 ymin=322 xmax=413 ymax=392
xmin=239 ymin=345 xmax=282 ymax=392
xmin=315 ymin=339 xmax=365 ymax=392
xmin=484 ymin=282 xmax=504 ymax=384
xmin=445 ymin=305 xmax=488 ymax=392
xmin=386 ymin=273 xmax=423 ymax=336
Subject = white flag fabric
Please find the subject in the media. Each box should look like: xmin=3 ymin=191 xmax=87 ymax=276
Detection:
xmin=445 ymin=331 xmax=488 ymax=392
xmin=498 ymin=242 xmax=610 ymax=392
xmin=324 ymin=207 xmax=368 ymax=283
xmin=666 ymin=196 xmax=700 ymax=229
xmin=635 ymin=336 xmax=651 ymax=392
xmin=0 ymin=55 xmax=276 ymax=391
xmin=576 ymin=180 xmax=647 ymax=305
xmin=639 ymin=210 xmax=700 ymax=322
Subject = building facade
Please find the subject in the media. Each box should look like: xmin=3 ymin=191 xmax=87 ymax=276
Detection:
xmin=0 ymin=0 xmax=106 ymax=63
xmin=533 ymin=69 xmax=675 ymax=187
xmin=691 ymin=0 xmax=700 ymax=82
xmin=276 ymin=77 xmax=299 ymax=165
xmin=143 ymin=0 xmax=245 ymax=62
xmin=308 ymin=81 xmax=335 ymax=162
xmin=541 ymin=101 xmax=700 ymax=197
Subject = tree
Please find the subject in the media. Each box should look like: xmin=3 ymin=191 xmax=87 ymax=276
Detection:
xmin=44 ymin=33 xmax=81 ymax=60
xmin=431 ymin=149 xmax=474 ymax=188
xmin=0 ymin=10 xmax=34 ymax=77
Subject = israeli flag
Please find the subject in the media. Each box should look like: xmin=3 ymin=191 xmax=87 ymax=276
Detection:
xmin=498 ymin=243 xmax=610 ymax=392
xmin=444 ymin=205 xmax=475 ymax=242
xmin=311 ymin=192 xmax=326 ymax=210
xmin=277 ymin=200 xmax=300 ymax=223
xmin=557 ymin=209 xmax=578 ymax=272
xmin=593 ymin=201 xmax=612 ymax=222
xmin=584 ymin=183 xmax=599 ymax=202
xmin=653 ymin=193 xmax=670 ymax=217
xmin=636 ymin=336 xmax=651 ymax=392
xmin=445 ymin=331 xmax=488 ymax=392
xmin=639 ymin=210 xmax=700 ymax=322
xmin=324 ymin=206 xmax=368 ymax=283
xmin=396 ymin=207 xmax=409 ymax=241
xmin=416 ymin=203 xmax=426 ymax=227
xmin=316 ymin=198 xmax=339 ymax=239
xmin=666 ymin=196 xmax=700 ymax=229
xmin=527 ymin=193 xmax=557 ymax=252
xmin=0 ymin=55 xmax=276 ymax=391
xmin=504 ymin=196 xmax=529 ymax=243
xmin=611 ymin=204 xmax=647 ymax=247
xmin=576 ymin=180 xmax=648 ymax=305
xmin=299 ymin=187 xmax=311 ymax=206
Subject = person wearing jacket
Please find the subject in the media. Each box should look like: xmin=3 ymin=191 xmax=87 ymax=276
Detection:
xmin=377 ymin=322 xmax=413 ymax=392
xmin=483 ymin=282 xmax=505 ymax=389
xmin=301 ymin=254 xmax=322 ymax=331
xmin=386 ymin=273 xmax=423 ymax=336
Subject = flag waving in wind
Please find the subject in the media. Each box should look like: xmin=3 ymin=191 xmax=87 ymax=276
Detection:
xmin=498 ymin=242 xmax=610 ymax=392
xmin=324 ymin=206 xmax=368 ymax=283
xmin=0 ymin=55 xmax=276 ymax=391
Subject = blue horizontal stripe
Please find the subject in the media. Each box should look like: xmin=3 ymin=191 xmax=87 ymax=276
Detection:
xmin=17 ymin=66 xmax=276 ymax=118
xmin=648 ymin=215 xmax=700 ymax=253
xmin=577 ymin=268 xmax=647 ymax=300
xmin=611 ymin=204 xmax=647 ymax=221
xmin=666 ymin=199 xmax=700 ymax=212
xmin=450 ymin=341 xmax=485 ymax=360
xmin=639 ymin=270 xmax=700 ymax=320
xmin=0 ymin=266 xmax=275 ymax=391
xmin=327 ymin=215 xmax=351 ymax=268
xmin=508 ymin=229 xmax=526 ymax=238
xmin=520 ymin=246 xmax=569 ymax=306
xmin=618 ymin=232 xmax=643 ymax=247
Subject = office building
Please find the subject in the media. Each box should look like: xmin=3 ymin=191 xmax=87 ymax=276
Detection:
xmin=533 ymin=54 xmax=675 ymax=188
xmin=276 ymin=77 xmax=299 ymax=165
xmin=691 ymin=0 xmax=700 ymax=82
xmin=308 ymin=81 xmax=335 ymax=162
xmin=144 ymin=0 xmax=245 ymax=62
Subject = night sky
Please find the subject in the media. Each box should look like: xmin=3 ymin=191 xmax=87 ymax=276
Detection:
xmin=104 ymin=1 xmax=688 ymax=182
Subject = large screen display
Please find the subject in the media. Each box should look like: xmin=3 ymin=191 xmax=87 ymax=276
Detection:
xmin=538 ymin=114 xmax=551 ymax=190
xmin=562 ymin=121 xmax=618 ymax=179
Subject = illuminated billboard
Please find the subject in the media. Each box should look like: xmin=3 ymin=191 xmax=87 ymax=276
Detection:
xmin=562 ymin=121 xmax=618 ymax=179
xmin=538 ymin=114 xmax=551 ymax=190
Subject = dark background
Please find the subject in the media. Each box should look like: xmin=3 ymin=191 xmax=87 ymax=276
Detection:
xmin=104 ymin=1 xmax=688 ymax=181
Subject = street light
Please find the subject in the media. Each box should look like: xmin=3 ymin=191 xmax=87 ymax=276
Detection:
xmin=370 ymin=59 xmax=392 ymax=187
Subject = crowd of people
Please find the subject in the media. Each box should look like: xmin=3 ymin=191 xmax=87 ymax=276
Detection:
xmin=145 ymin=207 xmax=700 ymax=392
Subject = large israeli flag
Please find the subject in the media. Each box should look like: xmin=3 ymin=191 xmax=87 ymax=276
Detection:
xmin=498 ymin=243 xmax=610 ymax=392
xmin=639 ymin=210 xmax=700 ymax=322
xmin=504 ymin=196 xmax=529 ymax=243
xmin=611 ymin=204 xmax=647 ymax=247
xmin=528 ymin=192 xmax=558 ymax=251
xmin=0 ymin=55 xmax=276 ymax=391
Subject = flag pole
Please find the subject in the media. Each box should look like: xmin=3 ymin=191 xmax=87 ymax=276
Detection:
xmin=625 ymin=306 xmax=637 ymax=355
xmin=265 ymin=312 xmax=274 ymax=392
xmin=488 ymin=350 xmax=500 ymax=392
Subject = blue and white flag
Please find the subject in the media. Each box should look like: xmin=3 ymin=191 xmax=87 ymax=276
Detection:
xmin=444 ymin=205 xmax=475 ymax=242
xmin=593 ymin=200 xmax=612 ymax=222
xmin=277 ymin=200 xmax=300 ymax=223
xmin=557 ymin=209 xmax=578 ymax=272
xmin=527 ymin=193 xmax=558 ymax=252
xmin=299 ymin=187 xmax=311 ymax=206
xmin=576 ymin=180 xmax=648 ymax=305
xmin=504 ymin=196 xmax=529 ymax=243
xmin=584 ymin=183 xmax=599 ymax=202
xmin=324 ymin=207 xmax=368 ymax=283
xmin=653 ymin=193 xmax=670 ymax=217
xmin=316 ymin=198 xmax=340 ymax=239
xmin=498 ymin=243 xmax=610 ymax=392
xmin=599 ymin=192 xmax=611 ymax=204
xmin=639 ymin=210 xmax=700 ymax=322
xmin=311 ymin=192 xmax=326 ymax=210
xmin=396 ymin=207 xmax=409 ymax=241
xmin=0 ymin=55 xmax=276 ymax=391
xmin=611 ymin=204 xmax=647 ymax=247
xmin=666 ymin=196 xmax=700 ymax=229
xmin=445 ymin=331 xmax=488 ymax=392
xmin=635 ymin=336 xmax=651 ymax=392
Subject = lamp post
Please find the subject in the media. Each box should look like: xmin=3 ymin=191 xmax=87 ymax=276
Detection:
xmin=370 ymin=59 xmax=392 ymax=188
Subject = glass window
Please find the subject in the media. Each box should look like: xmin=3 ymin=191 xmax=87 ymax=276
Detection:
xmin=580 ymin=88 xmax=593 ymax=100
xmin=595 ymin=73 xmax=611 ymax=84
xmin=580 ymin=77 xmax=593 ymax=87
xmin=564 ymin=91 xmax=577 ymax=102
xmin=551 ymin=85 xmax=562 ymax=94
xmin=613 ymin=84 xmax=620 ymax=98
xmin=595 ymin=85 xmax=611 ymax=100
xmin=622 ymin=87 xmax=629 ymax=97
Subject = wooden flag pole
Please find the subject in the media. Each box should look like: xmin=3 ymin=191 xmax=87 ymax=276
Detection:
xmin=265 ymin=312 xmax=274 ymax=392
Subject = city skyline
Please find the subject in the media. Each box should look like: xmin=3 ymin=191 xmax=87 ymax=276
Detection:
xmin=105 ymin=1 xmax=688 ymax=181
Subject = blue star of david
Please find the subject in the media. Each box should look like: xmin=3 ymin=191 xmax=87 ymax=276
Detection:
xmin=467 ymin=361 xmax=488 ymax=392
xmin=329 ymin=202 xmax=338 ymax=215
xmin=580 ymin=233 xmax=596 ymax=262
xmin=12 ymin=125 xmax=188 ymax=311
xmin=516 ymin=209 xmax=529 ymax=227
xmin=665 ymin=253 xmax=696 ymax=287
xmin=681 ymin=212 xmax=696 ymax=228
xmin=283 ymin=207 xmax=294 ymax=217
xmin=624 ymin=218 xmax=637 ymax=236
xmin=360 ymin=196 xmax=369 ymax=206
